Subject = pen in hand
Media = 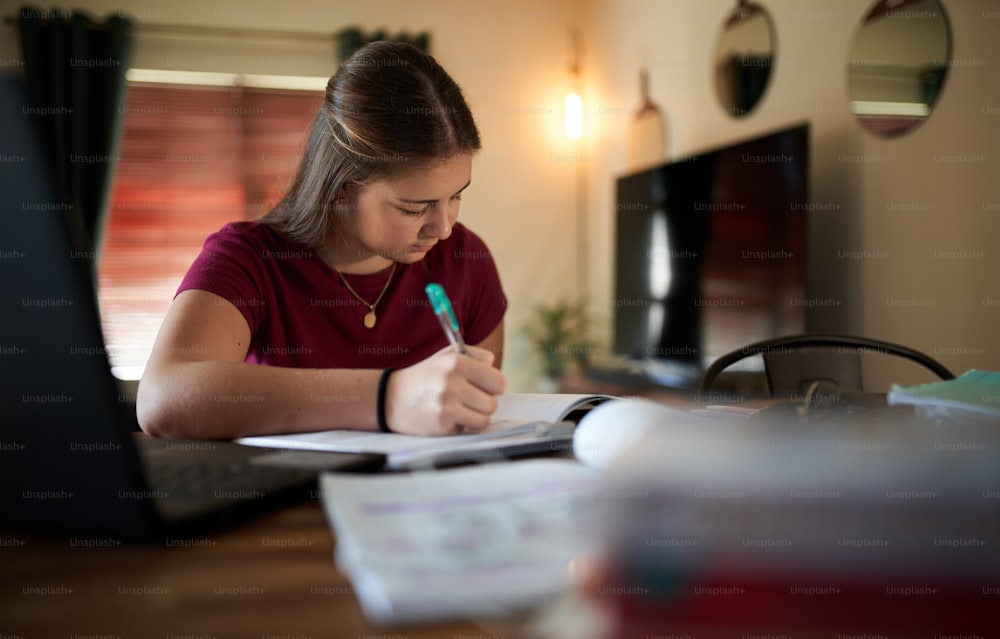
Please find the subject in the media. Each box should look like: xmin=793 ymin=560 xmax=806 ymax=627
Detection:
xmin=425 ymin=283 xmax=468 ymax=355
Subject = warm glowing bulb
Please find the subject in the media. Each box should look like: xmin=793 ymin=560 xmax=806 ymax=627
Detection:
xmin=564 ymin=92 xmax=583 ymax=140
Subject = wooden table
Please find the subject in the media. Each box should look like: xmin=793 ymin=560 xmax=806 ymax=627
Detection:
xmin=0 ymin=498 xmax=529 ymax=638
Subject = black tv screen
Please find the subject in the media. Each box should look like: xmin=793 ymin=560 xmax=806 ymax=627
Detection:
xmin=614 ymin=123 xmax=809 ymax=370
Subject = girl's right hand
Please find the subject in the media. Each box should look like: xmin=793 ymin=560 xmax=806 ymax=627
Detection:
xmin=384 ymin=346 xmax=508 ymax=436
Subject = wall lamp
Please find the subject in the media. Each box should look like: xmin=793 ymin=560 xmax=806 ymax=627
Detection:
xmin=565 ymin=28 xmax=583 ymax=140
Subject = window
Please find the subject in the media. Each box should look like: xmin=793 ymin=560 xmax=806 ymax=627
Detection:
xmin=99 ymin=82 xmax=322 ymax=379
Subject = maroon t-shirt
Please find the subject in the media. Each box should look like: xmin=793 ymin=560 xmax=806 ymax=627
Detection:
xmin=177 ymin=221 xmax=506 ymax=369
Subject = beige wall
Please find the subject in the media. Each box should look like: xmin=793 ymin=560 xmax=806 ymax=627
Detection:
xmin=3 ymin=0 xmax=998 ymax=391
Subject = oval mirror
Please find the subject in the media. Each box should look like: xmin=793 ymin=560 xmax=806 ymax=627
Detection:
xmin=847 ymin=0 xmax=950 ymax=137
xmin=714 ymin=1 xmax=776 ymax=118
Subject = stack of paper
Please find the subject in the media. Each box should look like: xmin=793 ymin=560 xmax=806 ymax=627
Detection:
xmin=319 ymin=459 xmax=600 ymax=625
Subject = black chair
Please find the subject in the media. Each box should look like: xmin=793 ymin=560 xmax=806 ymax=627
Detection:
xmin=699 ymin=334 xmax=955 ymax=401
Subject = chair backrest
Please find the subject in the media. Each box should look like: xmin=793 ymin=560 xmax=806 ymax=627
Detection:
xmin=763 ymin=345 xmax=863 ymax=398
xmin=699 ymin=334 xmax=955 ymax=400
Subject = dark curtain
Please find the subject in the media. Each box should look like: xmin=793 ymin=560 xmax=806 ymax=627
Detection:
xmin=337 ymin=27 xmax=431 ymax=62
xmin=17 ymin=6 xmax=133 ymax=263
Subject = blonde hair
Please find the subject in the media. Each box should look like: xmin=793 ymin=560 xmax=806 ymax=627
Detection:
xmin=260 ymin=41 xmax=481 ymax=247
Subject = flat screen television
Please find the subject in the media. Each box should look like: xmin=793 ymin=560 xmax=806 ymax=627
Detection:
xmin=612 ymin=122 xmax=809 ymax=382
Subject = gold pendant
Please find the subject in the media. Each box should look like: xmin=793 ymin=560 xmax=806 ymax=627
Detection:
xmin=364 ymin=310 xmax=377 ymax=329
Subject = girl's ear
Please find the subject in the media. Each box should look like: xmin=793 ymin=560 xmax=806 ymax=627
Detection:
xmin=333 ymin=184 xmax=351 ymax=208
xmin=335 ymin=182 xmax=359 ymax=206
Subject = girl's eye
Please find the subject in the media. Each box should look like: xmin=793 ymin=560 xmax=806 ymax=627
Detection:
xmin=400 ymin=204 xmax=432 ymax=216
xmin=399 ymin=193 xmax=461 ymax=216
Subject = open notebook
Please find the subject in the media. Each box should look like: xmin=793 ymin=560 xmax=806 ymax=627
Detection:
xmin=887 ymin=369 xmax=1000 ymax=419
xmin=237 ymin=393 xmax=613 ymax=469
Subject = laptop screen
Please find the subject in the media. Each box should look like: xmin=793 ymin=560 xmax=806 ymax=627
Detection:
xmin=0 ymin=74 xmax=157 ymax=537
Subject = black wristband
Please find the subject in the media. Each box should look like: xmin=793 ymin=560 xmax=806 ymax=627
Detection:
xmin=376 ymin=368 xmax=395 ymax=433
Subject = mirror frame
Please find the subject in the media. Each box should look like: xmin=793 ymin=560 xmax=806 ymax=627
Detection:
xmin=846 ymin=0 xmax=952 ymax=137
xmin=713 ymin=0 xmax=777 ymax=118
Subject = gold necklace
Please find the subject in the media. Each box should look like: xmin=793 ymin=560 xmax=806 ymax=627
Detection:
xmin=336 ymin=262 xmax=397 ymax=329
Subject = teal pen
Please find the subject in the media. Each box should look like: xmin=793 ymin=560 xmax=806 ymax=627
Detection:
xmin=425 ymin=283 xmax=468 ymax=355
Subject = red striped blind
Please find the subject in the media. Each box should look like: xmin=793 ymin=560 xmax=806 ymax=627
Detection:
xmin=99 ymin=82 xmax=322 ymax=378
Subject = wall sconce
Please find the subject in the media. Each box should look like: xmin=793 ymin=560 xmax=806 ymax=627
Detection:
xmin=564 ymin=28 xmax=583 ymax=140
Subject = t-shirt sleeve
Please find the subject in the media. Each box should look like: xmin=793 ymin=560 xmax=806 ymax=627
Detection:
xmin=454 ymin=228 xmax=507 ymax=346
xmin=176 ymin=224 xmax=269 ymax=333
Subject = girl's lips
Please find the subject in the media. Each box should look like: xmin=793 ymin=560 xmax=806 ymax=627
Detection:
xmin=412 ymin=243 xmax=435 ymax=252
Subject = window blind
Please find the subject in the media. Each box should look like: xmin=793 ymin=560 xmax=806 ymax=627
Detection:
xmin=99 ymin=82 xmax=322 ymax=379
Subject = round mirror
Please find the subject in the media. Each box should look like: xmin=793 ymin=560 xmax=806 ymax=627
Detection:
xmin=847 ymin=0 xmax=950 ymax=137
xmin=714 ymin=1 xmax=776 ymax=118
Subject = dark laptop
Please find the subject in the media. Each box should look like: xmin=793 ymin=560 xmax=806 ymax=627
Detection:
xmin=0 ymin=75 xmax=384 ymax=542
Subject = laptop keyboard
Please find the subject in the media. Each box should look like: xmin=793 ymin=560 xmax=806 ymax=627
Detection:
xmin=134 ymin=438 xmax=319 ymax=524
xmin=143 ymin=457 xmax=315 ymax=501
xmin=130 ymin=438 xmax=383 ymax=529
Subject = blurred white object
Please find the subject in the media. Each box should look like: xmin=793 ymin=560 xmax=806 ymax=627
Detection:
xmin=572 ymin=398 xmax=691 ymax=468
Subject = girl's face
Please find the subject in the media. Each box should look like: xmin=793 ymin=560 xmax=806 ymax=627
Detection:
xmin=336 ymin=154 xmax=473 ymax=272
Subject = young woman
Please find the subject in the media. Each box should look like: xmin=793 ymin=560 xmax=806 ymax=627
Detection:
xmin=137 ymin=41 xmax=508 ymax=439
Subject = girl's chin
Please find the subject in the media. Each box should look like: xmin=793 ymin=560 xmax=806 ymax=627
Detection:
xmin=380 ymin=248 xmax=429 ymax=266
xmin=365 ymin=244 xmax=433 ymax=264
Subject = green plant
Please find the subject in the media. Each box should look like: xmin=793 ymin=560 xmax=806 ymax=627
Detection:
xmin=522 ymin=297 xmax=593 ymax=379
